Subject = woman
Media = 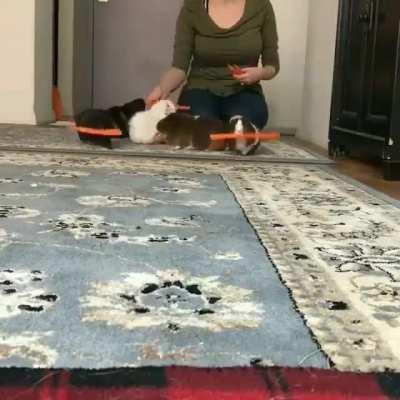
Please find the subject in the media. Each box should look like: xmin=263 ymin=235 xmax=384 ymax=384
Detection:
xmin=147 ymin=0 xmax=279 ymax=130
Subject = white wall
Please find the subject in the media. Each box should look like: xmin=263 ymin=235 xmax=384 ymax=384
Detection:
xmin=0 ymin=1 xmax=53 ymax=125
xmin=59 ymin=0 xmax=74 ymax=116
xmin=264 ymin=0 xmax=310 ymax=132
xmin=299 ymin=0 xmax=339 ymax=149
xmin=0 ymin=1 xmax=37 ymax=124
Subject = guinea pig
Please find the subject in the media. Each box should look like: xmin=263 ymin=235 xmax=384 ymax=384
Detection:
xmin=156 ymin=113 xmax=225 ymax=150
xmin=156 ymin=113 xmax=261 ymax=156
xmin=226 ymin=116 xmax=261 ymax=156
xmin=109 ymin=98 xmax=146 ymax=137
xmin=74 ymin=98 xmax=146 ymax=148
xmin=129 ymin=100 xmax=176 ymax=144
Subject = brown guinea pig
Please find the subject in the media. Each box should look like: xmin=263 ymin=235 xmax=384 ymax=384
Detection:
xmin=156 ymin=113 xmax=261 ymax=155
xmin=156 ymin=113 xmax=225 ymax=150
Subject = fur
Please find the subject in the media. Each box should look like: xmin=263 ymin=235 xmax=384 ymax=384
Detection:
xmin=156 ymin=113 xmax=224 ymax=150
xmin=156 ymin=113 xmax=260 ymax=155
xmin=227 ymin=116 xmax=260 ymax=156
xmin=129 ymin=100 xmax=177 ymax=144
xmin=74 ymin=98 xmax=146 ymax=148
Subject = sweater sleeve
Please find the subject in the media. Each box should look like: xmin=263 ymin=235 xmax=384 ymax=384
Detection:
xmin=261 ymin=1 xmax=280 ymax=74
xmin=172 ymin=5 xmax=195 ymax=73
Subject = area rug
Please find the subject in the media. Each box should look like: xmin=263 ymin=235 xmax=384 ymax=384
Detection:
xmin=0 ymin=151 xmax=399 ymax=374
xmin=0 ymin=124 xmax=331 ymax=163
xmin=0 ymin=158 xmax=325 ymax=370
xmin=0 ymin=367 xmax=399 ymax=400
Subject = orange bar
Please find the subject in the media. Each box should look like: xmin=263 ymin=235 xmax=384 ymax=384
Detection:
xmin=70 ymin=123 xmax=122 ymax=137
xmin=52 ymin=86 xmax=64 ymax=120
xmin=177 ymin=105 xmax=191 ymax=111
xmin=210 ymin=132 xmax=280 ymax=142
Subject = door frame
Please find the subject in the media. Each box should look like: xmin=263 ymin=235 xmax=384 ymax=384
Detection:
xmin=72 ymin=0 xmax=95 ymax=114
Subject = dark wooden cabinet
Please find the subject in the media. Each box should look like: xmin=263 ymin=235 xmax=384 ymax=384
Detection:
xmin=330 ymin=0 xmax=400 ymax=180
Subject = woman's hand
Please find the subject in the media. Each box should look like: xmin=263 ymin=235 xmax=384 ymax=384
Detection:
xmin=146 ymin=68 xmax=187 ymax=108
xmin=233 ymin=66 xmax=276 ymax=85
xmin=233 ymin=67 xmax=264 ymax=85
xmin=146 ymin=86 xmax=166 ymax=108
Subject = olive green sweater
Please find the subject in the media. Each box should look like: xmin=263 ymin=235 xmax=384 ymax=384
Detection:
xmin=172 ymin=0 xmax=279 ymax=97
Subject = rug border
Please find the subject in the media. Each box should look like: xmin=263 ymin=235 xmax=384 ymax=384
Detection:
xmin=222 ymin=165 xmax=400 ymax=372
xmin=320 ymin=165 xmax=400 ymax=208
xmin=0 ymin=146 xmax=334 ymax=165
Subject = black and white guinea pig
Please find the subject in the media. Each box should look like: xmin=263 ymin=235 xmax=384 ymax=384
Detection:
xmin=226 ymin=115 xmax=261 ymax=156
xmin=74 ymin=98 xmax=146 ymax=148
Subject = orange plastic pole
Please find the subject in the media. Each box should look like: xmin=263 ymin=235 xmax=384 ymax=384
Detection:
xmin=70 ymin=123 xmax=122 ymax=137
xmin=177 ymin=105 xmax=191 ymax=111
xmin=210 ymin=132 xmax=280 ymax=142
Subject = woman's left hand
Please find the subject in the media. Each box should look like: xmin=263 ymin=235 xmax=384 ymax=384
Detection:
xmin=233 ymin=67 xmax=264 ymax=85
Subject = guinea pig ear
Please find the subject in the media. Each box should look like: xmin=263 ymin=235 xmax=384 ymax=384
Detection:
xmin=159 ymin=114 xmax=178 ymax=132
xmin=122 ymin=98 xmax=146 ymax=117
xmin=157 ymin=114 xmax=173 ymax=131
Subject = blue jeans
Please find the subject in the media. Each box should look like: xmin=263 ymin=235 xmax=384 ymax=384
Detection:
xmin=178 ymin=88 xmax=269 ymax=129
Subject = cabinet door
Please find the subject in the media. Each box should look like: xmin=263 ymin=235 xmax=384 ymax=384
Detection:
xmin=333 ymin=0 xmax=372 ymax=131
xmin=362 ymin=0 xmax=400 ymax=136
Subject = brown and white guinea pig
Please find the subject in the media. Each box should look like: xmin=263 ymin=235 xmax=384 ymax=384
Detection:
xmin=156 ymin=113 xmax=224 ymax=150
xmin=129 ymin=100 xmax=177 ymax=144
xmin=156 ymin=113 xmax=261 ymax=155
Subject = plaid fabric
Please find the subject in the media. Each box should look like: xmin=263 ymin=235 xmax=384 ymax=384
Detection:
xmin=0 ymin=367 xmax=398 ymax=400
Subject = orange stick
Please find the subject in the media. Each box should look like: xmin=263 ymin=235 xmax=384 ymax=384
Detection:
xmin=70 ymin=123 xmax=122 ymax=137
xmin=228 ymin=64 xmax=245 ymax=76
xmin=177 ymin=105 xmax=191 ymax=111
xmin=52 ymin=86 xmax=64 ymax=120
xmin=210 ymin=132 xmax=280 ymax=142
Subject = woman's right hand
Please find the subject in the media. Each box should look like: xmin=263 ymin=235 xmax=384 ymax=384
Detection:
xmin=146 ymin=68 xmax=186 ymax=108
xmin=146 ymin=85 xmax=167 ymax=108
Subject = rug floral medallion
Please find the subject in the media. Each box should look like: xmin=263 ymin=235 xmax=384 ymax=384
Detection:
xmin=0 ymin=151 xmax=399 ymax=373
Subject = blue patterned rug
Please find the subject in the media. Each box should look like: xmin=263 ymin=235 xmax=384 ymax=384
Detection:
xmin=1 ymin=152 xmax=399 ymax=373
xmin=0 ymin=157 xmax=325 ymax=370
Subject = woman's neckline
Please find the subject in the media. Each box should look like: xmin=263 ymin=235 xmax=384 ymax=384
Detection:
xmin=204 ymin=0 xmax=249 ymax=31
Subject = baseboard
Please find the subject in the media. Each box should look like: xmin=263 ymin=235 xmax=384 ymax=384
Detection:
xmin=267 ymin=126 xmax=297 ymax=136
xmin=383 ymin=160 xmax=400 ymax=181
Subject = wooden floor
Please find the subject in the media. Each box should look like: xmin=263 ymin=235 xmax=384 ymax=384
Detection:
xmin=294 ymin=138 xmax=400 ymax=201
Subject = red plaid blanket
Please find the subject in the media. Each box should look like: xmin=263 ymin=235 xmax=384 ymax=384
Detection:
xmin=0 ymin=367 xmax=398 ymax=399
